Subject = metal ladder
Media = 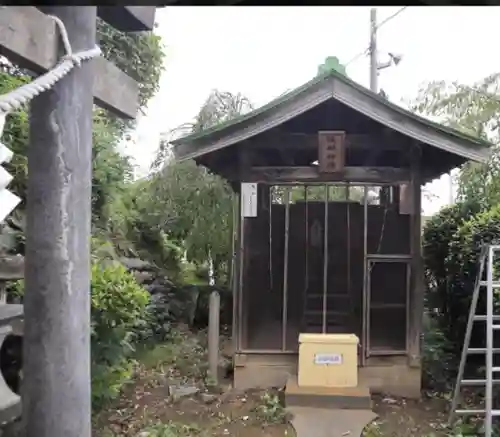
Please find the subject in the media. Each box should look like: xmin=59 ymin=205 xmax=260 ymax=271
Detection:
xmin=449 ymin=244 xmax=500 ymax=437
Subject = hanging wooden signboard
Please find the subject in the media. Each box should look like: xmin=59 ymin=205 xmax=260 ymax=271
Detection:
xmin=318 ymin=130 xmax=346 ymax=173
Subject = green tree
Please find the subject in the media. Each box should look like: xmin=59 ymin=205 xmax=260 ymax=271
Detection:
xmin=90 ymin=21 xmax=166 ymax=238
xmin=96 ymin=19 xmax=164 ymax=132
xmin=147 ymin=90 xmax=253 ymax=284
xmin=411 ymin=73 xmax=500 ymax=208
xmin=0 ymin=20 xmax=165 ymax=253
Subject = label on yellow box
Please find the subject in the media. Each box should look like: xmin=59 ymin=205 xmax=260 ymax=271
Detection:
xmin=314 ymin=353 xmax=343 ymax=365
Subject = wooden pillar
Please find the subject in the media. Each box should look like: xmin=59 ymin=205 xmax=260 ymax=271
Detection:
xmin=392 ymin=185 xmax=401 ymax=211
xmin=228 ymin=193 xmax=238 ymax=293
xmin=229 ymin=191 xmax=238 ymax=353
xmin=408 ymin=144 xmax=423 ymax=368
xmin=24 ymin=7 xmax=95 ymax=437
xmin=237 ymin=149 xmax=252 ymax=351
xmin=239 ymin=183 xmax=269 ymax=351
xmin=233 ymin=188 xmax=242 ymax=352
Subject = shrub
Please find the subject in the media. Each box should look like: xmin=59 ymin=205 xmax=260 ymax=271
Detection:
xmin=445 ymin=205 xmax=500 ymax=349
xmin=423 ymin=200 xmax=500 ymax=389
xmin=421 ymin=312 xmax=455 ymax=391
xmin=423 ymin=200 xmax=481 ymax=319
xmin=90 ymin=358 xmax=135 ymax=410
xmin=422 ymin=200 xmax=499 ymax=389
xmin=254 ymin=390 xmax=289 ymax=425
xmin=11 ymin=263 xmax=149 ymax=409
xmin=90 ymin=262 xmax=149 ymax=408
xmin=136 ymin=283 xmax=233 ymax=344
xmin=134 ymin=292 xmax=176 ymax=343
xmin=423 ymin=201 xmax=482 ymax=352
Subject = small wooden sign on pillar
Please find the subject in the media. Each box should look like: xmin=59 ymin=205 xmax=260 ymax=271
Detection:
xmin=318 ymin=131 xmax=346 ymax=173
xmin=399 ymin=183 xmax=413 ymax=215
xmin=241 ymin=182 xmax=258 ymax=218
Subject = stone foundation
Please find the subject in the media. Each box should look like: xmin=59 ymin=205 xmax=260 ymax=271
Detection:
xmin=233 ymin=353 xmax=421 ymax=399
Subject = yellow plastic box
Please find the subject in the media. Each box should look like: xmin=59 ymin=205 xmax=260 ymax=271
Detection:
xmin=298 ymin=333 xmax=359 ymax=388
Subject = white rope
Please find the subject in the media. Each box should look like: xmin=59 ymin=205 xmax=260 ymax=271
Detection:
xmin=0 ymin=14 xmax=101 ymax=222
xmin=0 ymin=14 xmax=101 ymax=120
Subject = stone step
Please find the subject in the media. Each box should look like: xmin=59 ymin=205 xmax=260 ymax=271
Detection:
xmin=285 ymin=376 xmax=372 ymax=410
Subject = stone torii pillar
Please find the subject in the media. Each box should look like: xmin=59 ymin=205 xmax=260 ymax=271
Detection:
xmin=24 ymin=7 xmax=97 ymax=436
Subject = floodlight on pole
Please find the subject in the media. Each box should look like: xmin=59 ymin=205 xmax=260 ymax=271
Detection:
xmin=389 ymin=53 xmax=402 ymax=66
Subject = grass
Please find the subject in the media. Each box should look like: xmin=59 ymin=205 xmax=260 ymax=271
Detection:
xmin=253 ymin=391 xmax=289 ymax=425
xmin=140 ymin=422 xmax=202 ymax=437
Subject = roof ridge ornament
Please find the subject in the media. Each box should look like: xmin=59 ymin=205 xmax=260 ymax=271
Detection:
xmin=317 ymin=56 xmax=348 ymax=77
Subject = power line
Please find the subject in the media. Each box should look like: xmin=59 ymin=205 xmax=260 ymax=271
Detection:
xmin=345 ymin=7 xmax=408 ymax=67
xmin=376 ymin=6 xmax=407 ymax=30
xmin=346 ymin=48 xmax=369 ymax=67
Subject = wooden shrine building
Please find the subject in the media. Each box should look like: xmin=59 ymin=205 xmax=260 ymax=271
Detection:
xmin=172 ymin=69 xmax=490 ymax=398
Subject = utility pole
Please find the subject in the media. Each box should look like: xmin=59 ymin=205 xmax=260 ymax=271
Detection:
xmin=369 ymin=8 xmax=404 ymax=94
xmin=369 ymin=7 xmax=389 ymax=204
xmin=24 ymin=6 xmax=95 ymax=437
xmin=369 ymin=8 xmax=378 ymax=93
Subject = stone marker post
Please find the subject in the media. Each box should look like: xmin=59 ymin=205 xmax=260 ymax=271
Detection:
xmin=208 ymin=291 xmax=220 ymax=384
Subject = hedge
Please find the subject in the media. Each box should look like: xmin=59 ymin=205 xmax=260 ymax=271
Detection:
xmin=423 ymin=200 xmax=500 ymax=357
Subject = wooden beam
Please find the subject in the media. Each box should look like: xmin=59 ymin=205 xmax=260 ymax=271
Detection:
xmin=98 ymin=7 xmax=156 ymax=32
xmin=92 ymin=57 xmax=138 ymax=118
xmin=0 ymin=6 xmax=139 ymax=119
xmin=233 ymin=166 xmax=410 ymax=183
xmin=247 ymin=132 xmax=405 ymax=152
xmin=0 ymin=255 xmax=24 ymax=281
xmin=175 ymin=131 xmax=405 ymax=162
xmin=39 ymin=7 xmax=156 ymax=32
xmin=408 ymin=144 xmax=423 ymax=368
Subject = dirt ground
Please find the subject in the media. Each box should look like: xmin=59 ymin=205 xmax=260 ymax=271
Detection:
xmin=93 ymin=329 xmax=459 ymax=437
xmin=365 ymin=393 xmax=451 ymax=436
xmin=95 ymin=385 xmax=293 ymax=437
xmin=93 ymin=328 xmax=294 ymax=437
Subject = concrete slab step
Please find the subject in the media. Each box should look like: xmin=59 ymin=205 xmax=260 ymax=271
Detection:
xmin=285 ymin=376 xmax=372 ymax=410
xmin=288 ymin=406 xmax=377 ymax=437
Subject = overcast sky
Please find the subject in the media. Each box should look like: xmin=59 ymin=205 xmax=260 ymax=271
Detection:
xmin=125 ymin=6 xmax=500 ymax=216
